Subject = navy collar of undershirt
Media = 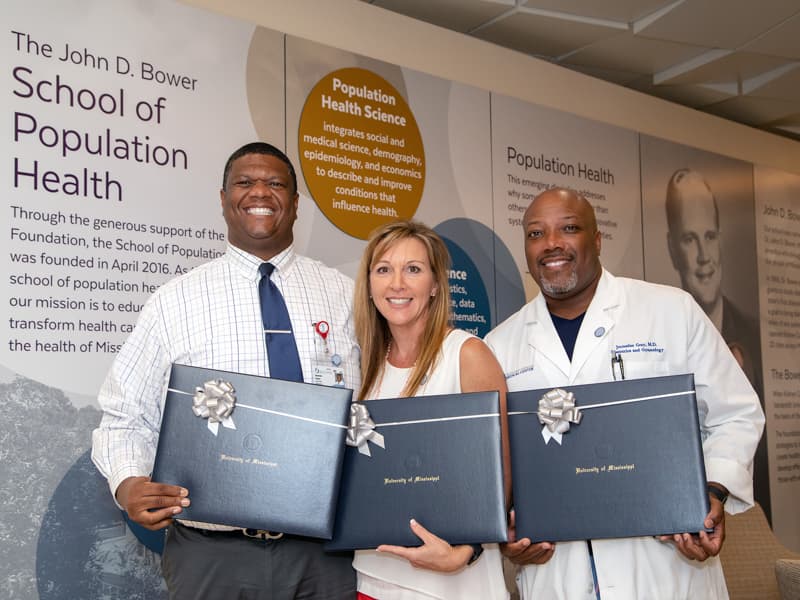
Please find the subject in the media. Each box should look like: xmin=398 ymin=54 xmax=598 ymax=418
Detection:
xmin=550 ymin=311 xmax=586 ymax=362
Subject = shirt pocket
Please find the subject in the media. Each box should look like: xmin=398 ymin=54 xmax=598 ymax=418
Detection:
xmin=616 ymin=353 xmax=670 ymax=380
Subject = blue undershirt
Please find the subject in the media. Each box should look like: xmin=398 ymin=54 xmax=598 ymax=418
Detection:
xmin=550 ymin=312 xmax=584 ymax=361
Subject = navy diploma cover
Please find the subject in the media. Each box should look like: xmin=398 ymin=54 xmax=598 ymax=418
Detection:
xmin=326 ymin=391 xmax=508 ymax=550
xmin=508 ymin=374 xmax=709 ymax=542
xmin=152 ymin=364 xmax=352 ymax=538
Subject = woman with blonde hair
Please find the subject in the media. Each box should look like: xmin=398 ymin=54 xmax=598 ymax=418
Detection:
xmin=353 ymin=219 xmax=510 ymax=600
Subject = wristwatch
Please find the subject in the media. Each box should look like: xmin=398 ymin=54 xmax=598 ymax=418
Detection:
xmin=707 ymin=484 xmax=729 ymax=505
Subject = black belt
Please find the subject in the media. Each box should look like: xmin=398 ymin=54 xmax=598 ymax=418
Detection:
xmin=175 ymin=521 xmax=319 ymax=544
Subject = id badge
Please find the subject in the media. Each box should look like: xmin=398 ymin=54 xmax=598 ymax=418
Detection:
xmin=312 ymin=363 xmax=345 ymax=387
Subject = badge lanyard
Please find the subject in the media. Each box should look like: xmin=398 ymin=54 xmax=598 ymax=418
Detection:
xmin=314 ymin=320 xmax=342 ymax=366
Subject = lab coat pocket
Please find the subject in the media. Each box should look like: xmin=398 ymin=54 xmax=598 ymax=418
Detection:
xmin=616 ymin=353 xmax=669 ymax=380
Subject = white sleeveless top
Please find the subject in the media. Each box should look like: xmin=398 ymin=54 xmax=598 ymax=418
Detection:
xmin=353 ymin=329 xmax=509 ymax=600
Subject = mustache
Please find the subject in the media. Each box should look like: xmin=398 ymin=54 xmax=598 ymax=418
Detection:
xmin=539 ymin=251 xmax=574 ymax=264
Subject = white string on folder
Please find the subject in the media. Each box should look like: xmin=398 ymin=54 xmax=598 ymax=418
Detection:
xmin=167 ymin=387 xmax=347 ymax=429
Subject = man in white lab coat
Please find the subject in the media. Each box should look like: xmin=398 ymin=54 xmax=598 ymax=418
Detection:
xmin=485 ymin=188 xmax=764 ymax=600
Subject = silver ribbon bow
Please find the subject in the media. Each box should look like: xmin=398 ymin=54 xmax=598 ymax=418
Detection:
xmin=538 ymin=388 xmax=582 ymax=445
xmin=346 ymin=403 xmax=385 ymax=457
xmin=192 ymin=379 xmax=237 ymax=436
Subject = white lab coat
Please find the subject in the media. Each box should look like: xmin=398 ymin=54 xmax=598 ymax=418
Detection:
xmin=485 ymin=269 xmax=764 ymax=600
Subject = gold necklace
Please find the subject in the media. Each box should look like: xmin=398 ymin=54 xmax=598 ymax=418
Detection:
xmin=386 ymin=340 xmax=417 ymax=368
xmin=382 ymin=340 xmax=428 ymax=394
xmin=373 ymin=340 xmax=407 ymax=398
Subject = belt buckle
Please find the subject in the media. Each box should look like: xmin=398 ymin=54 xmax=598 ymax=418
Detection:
xmin=243 ymin=528 xmax=284 ymax=540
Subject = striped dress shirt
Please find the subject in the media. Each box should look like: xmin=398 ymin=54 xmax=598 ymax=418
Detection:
xmin=91 ymin=244 xmax=361 ymax=516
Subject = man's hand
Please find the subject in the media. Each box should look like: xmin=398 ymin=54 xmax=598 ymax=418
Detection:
xmin=658 ymin=495 xmax=726 ymax=561
xmin=500 ymin=509 xmax=555 ymax=565
xmin=376 ymin=519 xmax=474 ymax=572
xmin=116 ymin=476 xmax=189 ymax=530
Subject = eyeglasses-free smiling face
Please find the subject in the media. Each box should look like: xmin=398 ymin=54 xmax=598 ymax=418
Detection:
xmin=523 ymin=189 xmax=602 ymax=310
xmin=220 ymin=153 xmax=298 ymax=261
xmin=369 ymin=237 xmax=438 ymax=334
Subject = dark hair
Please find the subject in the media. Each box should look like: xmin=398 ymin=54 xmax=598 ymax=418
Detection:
xmin=221 ymin=142 xmax=297 ymax=194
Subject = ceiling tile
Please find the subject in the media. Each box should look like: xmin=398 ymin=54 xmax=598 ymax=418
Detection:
xmin=472 ymin=10 xmax=624 ymax=58
xmin=521 ymin=0 xmax=676 ymax=23
xmin=563 ymin=63 xmax=643 ymax=85
xmin=741 ymin=12 xmax=800 ymax=60
xmin=367 ymin=0 xmax=514 ymax=33
xmin=655 ymin=51 xmax=793 ymax=86
xmin=635 ymin=0 xmax=799 ymax=49
xmin=705 ymin=95 xmax=800 ymax=126
xmin=744 ymin=65 xmax=800 ymax=100
xmin=628 ymin=79 xmax=735 ymax=107
xmin=360 ymin=0 xmax=800 ymax=141
xmin=564 ymin=32 xmax=710 ymax=74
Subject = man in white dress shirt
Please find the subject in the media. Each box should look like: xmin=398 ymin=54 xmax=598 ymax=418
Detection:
xmin=92 ymin=142 xmax=360 ymax=599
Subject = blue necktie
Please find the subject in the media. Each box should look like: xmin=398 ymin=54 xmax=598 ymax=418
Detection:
xmin=258 ymin=262 xmax=303 ymax=382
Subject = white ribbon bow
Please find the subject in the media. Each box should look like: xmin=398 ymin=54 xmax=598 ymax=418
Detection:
xmin=538 ymin=388 xmax=582 ymax=445
xmin=346 ymin=403 xmax=385 ymax=456
xmin=192 ymin=379 xmax=237 ymax=436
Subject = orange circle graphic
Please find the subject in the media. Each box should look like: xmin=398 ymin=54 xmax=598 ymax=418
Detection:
xmin=298 ymin=68 xmax=425 ymax=240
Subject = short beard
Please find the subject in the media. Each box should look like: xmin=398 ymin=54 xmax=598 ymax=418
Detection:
xmin=540 ymin=271 xmax=578 ymax=296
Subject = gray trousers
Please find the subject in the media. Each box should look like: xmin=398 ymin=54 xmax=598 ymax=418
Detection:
xmin=162 ymin=523 xmax=356 ymax=599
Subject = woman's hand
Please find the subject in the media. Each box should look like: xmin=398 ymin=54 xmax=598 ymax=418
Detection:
xmin=376 ymin=519 xmax=475 ymax=572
